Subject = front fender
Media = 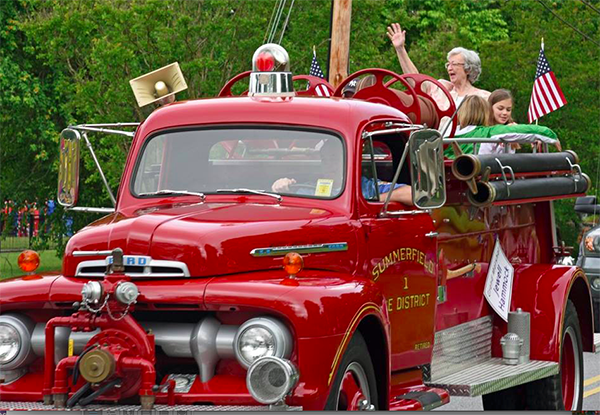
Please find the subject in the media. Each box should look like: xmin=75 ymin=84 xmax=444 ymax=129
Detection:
xmin=498 ymin=265 xmax=593 ymax=361
xmin=204 ymin=270 xmax=390 ymax=409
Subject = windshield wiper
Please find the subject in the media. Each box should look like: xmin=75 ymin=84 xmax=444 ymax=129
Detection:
xmin=216 ymin=188 xmax=282 ymax=202
xmin=138 ymin=189 xmax=206 ymax=201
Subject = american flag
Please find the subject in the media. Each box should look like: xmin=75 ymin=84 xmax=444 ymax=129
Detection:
xmin=309 ymin=51 xmax=325 ymax=79
xmin=528 ymin=44 xmax=567 ymax=123
xmin=308 ymin=50 xmax=331 ymax=96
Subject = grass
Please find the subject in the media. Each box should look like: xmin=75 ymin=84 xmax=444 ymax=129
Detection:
xmin=0 ymin=250 xmax=63 ymax=280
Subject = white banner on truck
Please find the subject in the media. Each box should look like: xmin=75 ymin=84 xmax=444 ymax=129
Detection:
xmin=484 ymin=239 xmax=514 ymax=322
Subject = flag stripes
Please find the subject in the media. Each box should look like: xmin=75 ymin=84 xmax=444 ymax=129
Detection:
xmin=315 ymin=84 xmax=332 ymax=97
xmin=528 ymin=46 xmax=567 ymax=123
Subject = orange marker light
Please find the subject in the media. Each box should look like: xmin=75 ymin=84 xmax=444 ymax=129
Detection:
xmin=283 ymin=252 xmax=303 ymax=277
xmin=18 ymin=250 xmax=40 ymax=273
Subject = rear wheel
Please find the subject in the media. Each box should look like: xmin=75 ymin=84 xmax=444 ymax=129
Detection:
xmin=325 ymin=332 xmax=378 ymax=410
xmin=483 ymin=300 xmax=583 ymax=410
xmin=525 ymin=299 xmax=583 ymax=410
xmin=482 ymin=385 xmax=525 ymax=410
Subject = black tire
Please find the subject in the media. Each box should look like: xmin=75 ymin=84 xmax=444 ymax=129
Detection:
xmin=593 ymin=300 xmax=599 ymax=333
xmin=482 ymin=385 xmax=525 ymax=410
xmin=484 ymin=300 xmax=584 ymax=410
xmin=324 ymin=331 xmax=378 ymax=410
xmin=524 ymin=299 xmax=584 ymax=410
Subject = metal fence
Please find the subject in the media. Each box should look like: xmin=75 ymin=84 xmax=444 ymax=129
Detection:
xmin=1 ymin=211 xmax=58 ymax=252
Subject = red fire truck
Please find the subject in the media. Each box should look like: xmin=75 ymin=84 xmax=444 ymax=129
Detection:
xmin=0 ymin=44 xmax=595 ymax=411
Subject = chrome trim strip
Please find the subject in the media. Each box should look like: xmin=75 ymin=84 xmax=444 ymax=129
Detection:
xmin=68 ymin=207 xmax=115 ymax=213
xmin=250 ymin=242 xmax=348 ymax=257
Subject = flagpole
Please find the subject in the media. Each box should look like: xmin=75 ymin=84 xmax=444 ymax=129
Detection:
xmin=536 ymin=38 xmax=542 ymax=127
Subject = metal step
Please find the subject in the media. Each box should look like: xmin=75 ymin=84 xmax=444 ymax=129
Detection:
xmin=595 ymin=333 xmax=600 ymax=353
xmin=425 ymin=357 xmax=558 ymax=397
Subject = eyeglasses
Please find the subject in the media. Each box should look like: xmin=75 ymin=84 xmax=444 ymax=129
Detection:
xmin=445 ymin=62 xmax=465 ymax=69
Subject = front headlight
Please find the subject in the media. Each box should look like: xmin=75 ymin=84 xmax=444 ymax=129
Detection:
xmin=234 ymin=317 xmax=292 ymax=368
xmin=0 ymin=314 xmax=35 ymax=370
xmin=239 ymin=327 xmax=275 ymax=364
xmin=0 ymin=324 xmax=21 ymax=364
xmin=584 ymin=229 xmax=600 ymax=253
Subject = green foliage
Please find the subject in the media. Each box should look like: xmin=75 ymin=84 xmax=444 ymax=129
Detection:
xmin=1 ymin=0 xmax=598 ymax=255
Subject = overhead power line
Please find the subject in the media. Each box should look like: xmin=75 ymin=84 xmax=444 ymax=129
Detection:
xmin=536 ymin=0 xmax=600 ymax=47
xmin=579 ymin=0 xmax=600 ymax=16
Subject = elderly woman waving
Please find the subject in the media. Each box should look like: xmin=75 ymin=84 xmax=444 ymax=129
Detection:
xmin=387 ymin=23 xmax=490 ymax=107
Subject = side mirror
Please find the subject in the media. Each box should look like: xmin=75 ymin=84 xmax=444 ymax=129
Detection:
xmin=575 ymin=196 xmax=599 ymax=215
xmin=57 ymin=128 xmax=81 ymax=207
xmin=409 ymin=129 xmax=446 ymax=209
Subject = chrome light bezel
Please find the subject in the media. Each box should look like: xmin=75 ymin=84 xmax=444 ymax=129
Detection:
xmin=246 ymin=356 xmax=298 ymax=405
xmin=0 ymin=314 xmax=35 ymax=370
xmin=234 ymin=317 xmax=292 ymax=369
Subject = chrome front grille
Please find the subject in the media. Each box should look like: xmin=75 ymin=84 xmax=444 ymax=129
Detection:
xmin=75 ymin=258 xmax=190 ymax=277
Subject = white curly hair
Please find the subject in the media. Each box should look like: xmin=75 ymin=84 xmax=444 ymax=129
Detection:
xmin=447 ymin=47 xmax=482 ymax=84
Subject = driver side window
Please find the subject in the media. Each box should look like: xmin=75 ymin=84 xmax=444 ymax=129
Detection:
xmin=361 ymin=140 xmax=395 ymax=202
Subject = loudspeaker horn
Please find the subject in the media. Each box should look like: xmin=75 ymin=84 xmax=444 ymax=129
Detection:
xmin=129 ymin=62 xmax=188 ymax=107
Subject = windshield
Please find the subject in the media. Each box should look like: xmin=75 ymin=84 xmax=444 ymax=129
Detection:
xmin=132 ymin=127 xmax=345 ymax=199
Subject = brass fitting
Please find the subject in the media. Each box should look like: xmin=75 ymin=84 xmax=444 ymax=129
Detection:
xmin=79 ymin=349 xmax=116 ymax=384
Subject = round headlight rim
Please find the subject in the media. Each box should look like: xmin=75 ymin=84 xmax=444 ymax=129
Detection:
xmin=0 ymin=314 xmax=34 ymax=370
xmin=233 ymin=317 xmax=292 ymax=369
xmin=246 ymin=356 xmax=298 ymax=405
xmin=0 ymin=322 xmax=22 ymax=364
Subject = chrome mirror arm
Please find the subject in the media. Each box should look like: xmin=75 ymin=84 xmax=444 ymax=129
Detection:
xmin=380 ymin=143 xmax=410 ymax=218
xmin=81 ymin=132 xmax=117 ymax=207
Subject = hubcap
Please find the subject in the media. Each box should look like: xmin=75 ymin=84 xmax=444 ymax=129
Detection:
xmin=336 ymin=362 xmax=371 ymax=410
xmin=561 ymin=326 xmax=581 ymax=410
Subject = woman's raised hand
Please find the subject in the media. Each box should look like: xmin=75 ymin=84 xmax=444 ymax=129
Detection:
xmin=387 ymin=23 xmax=406 ymax=50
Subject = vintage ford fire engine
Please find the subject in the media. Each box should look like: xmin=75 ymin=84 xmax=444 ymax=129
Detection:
xmin=0 ymin=44 xmax=595 ymax=411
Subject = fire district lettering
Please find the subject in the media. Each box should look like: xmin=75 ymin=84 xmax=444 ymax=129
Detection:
xmin=387 ymin=293 xmax=431 ymax=312
xmin=372 ymin=248 xmax=432 ymax=280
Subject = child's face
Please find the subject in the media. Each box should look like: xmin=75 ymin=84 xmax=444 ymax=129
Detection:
xmin=492 ymin=98 xmax=513 ymax=125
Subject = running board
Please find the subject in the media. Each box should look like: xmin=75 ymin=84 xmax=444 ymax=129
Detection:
xmin=425 ymin=357 xmax=558 ymax=397
xmin=389 ymin=385 xmax=449 ymax=411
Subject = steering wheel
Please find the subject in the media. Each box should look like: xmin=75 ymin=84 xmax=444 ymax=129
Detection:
xmin=333 ymin=68 xmax=421 ymax=124
xmin=218 ymin=71 xmax=251 ymax=97
xmin=386 ymin=74 xmax=457 ymax=137
xmin=293 ymin=75 xmax=334 ymax=97
xmin=288 ymin=183 xmax=317 ymax=193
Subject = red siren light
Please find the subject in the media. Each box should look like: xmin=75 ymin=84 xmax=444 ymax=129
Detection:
xmin=256 ymin=52 xmax=275 ymax=72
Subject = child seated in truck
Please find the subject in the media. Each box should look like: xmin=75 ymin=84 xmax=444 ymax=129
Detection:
xmin=445 ymin=95 xmax=560 ymax=158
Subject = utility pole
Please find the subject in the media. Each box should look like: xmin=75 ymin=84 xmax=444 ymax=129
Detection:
xmin=328 ymin=0 xmax=352 ymax=88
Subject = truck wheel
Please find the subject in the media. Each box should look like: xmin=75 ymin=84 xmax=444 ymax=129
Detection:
xmin=525 ymin=300 xmax=583 ymax=410
xmin=481 ymin=385 xmax=525 ymax=410
xmin=325 ymin=332 xmax=378 ymax=410
xmin=593 ymin=300 xmax=599 ymax=333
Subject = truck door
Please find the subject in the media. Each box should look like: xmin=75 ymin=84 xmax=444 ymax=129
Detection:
xmin=358 ymin=137 xmax=438 ymax=371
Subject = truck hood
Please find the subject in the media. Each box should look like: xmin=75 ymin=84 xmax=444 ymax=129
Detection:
xmin=63 ymin=202 xmax=358 ymax=278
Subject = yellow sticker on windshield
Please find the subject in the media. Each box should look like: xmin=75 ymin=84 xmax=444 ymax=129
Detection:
xmin=315 ymin=179 xmax=334 ymax=197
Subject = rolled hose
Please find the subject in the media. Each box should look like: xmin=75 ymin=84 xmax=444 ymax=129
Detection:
xmin=78 ymin=378 xmax=122 ymax=406
xmin=452 ymin=151 xmax=579 ymax=181
xmin=468 ymin=173 xmax=590 ymax=207
xmin=66 ymin=382 xmax=91 ymax=408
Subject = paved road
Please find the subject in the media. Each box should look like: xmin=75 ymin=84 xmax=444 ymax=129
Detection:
xmin=437 ymin=351 xmax=600 ymax=410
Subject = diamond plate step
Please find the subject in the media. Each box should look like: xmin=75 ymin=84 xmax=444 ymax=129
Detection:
xmin=595 ymin=333 xmax=600 ymax=353
xmin=425 ymin=357 xmax=558 ymax=397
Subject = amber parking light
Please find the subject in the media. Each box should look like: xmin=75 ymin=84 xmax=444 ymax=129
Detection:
xmin=17 ymin=250 xmax=40 ymax=274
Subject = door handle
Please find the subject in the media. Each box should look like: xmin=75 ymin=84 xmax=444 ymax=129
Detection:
xmin=425 ymin=232 xmax=438 ymax=238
